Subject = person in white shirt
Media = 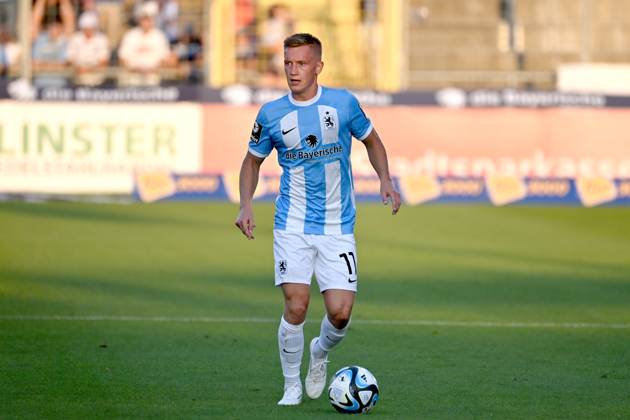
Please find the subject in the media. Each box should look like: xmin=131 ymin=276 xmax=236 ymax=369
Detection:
xmin=117 ymin=1 xmax=174 ymax=86
xmin=67 ymin=12 xmax=110 ymax=86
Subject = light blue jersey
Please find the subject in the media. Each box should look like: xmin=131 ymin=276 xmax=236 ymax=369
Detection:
xmin=248 ymin=86 xmax=373 ymax=235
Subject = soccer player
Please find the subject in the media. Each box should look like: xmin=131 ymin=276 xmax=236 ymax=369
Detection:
xmin=235 ymin=33 xmax=400 ymax=406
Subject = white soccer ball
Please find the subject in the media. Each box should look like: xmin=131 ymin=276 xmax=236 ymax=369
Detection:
xmin=328 ymin=365 xmax=380 ymax=414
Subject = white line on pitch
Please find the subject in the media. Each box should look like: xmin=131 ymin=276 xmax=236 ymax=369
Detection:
xmin=0 ymin=315 xmax=629 ymax=329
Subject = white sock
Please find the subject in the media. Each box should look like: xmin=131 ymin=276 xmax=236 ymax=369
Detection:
xmin=313 ymin=315 xmax=348 ymax=359
xmin=278 ymin=316 xmax=304 ymax=387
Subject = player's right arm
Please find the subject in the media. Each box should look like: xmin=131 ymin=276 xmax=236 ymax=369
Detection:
xmin=235 ymin=152 xmax=264 ymax=240
xmin=235 ymin=111 xmax=273 ymax=240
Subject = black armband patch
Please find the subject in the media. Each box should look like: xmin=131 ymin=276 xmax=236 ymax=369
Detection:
xmin=250 ymin=121 xmax=262 ymax=144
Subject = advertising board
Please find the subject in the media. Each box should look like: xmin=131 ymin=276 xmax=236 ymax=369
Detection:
xmin=0 ymin=102 xmax=202 ymax=194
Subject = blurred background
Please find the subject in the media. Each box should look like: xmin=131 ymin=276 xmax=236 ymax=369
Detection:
xmin=1 ymin=0 xmax=630 ymax=205
xmin=2 ymin=0 xmax=630 ymax=90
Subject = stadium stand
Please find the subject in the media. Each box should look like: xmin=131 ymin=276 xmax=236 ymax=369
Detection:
xmin=1 ymin=0 xmax=630 ymax=89
xmin=406 ymin=0 xmax=630 ymax=90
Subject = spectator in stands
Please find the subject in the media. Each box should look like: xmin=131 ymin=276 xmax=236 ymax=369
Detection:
xmin=67 ymin=11 xmax=110 ymax=86
xmin=0 ymin=30 xmax=10 ymax=78
xmin=258 ymin=4 xmax=293 ymax=87
xmin=0 ymin=28 xmax=21 ymax=78
xmin=117 ymin=1 xmax=175 ymax=86
xmin=31 ymin=0 xmax=76 ymax=87
xmin=158 ymin=0 xmax=179 ymax=44
xmin=173 ymin=24 xmax=202 ymax=82
xmin=129 ymin=0 xmax=153 ymax=26
xmin=31 ymin=0 xmax=75 ymax=39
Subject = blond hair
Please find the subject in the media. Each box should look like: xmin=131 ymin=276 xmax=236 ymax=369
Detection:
xmin=283 ymin=33 xmax=322 ymax=59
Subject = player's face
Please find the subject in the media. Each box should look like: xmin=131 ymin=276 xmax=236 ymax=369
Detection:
xmin=284 ymin=45 xmax=323 ymax=101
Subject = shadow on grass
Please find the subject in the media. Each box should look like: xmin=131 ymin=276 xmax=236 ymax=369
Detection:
xmin=2 ymin=263 xmax=630 ymax=322
xmin=361 ymin=230 xmax=630 ymax=280
xmin=0 ymin=267 xmax=279 ymax=317
xmin=0 ymin=202 xmax=199 ymax=227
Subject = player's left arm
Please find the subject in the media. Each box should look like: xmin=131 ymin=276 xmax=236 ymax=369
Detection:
xmin=361 ymin=128 xmax=401 ymax=215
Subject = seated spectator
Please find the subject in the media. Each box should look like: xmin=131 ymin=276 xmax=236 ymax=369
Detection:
xmin=32 ymin=21 xmax=70 ymax=87
xmin=258 ymin=4 xmax=293 ymax=87
xmin=0 ymin=28 xmax=21 ymax=78
xmin=173 ymin=25 xmax=202 ymax=82
xmin=117 ymin=1 xmax=175 ymax=86
xmin=31 ymin=0 xmax=75 ymax=87
xmin=67 ymin=12 xmax=110 ymax=86
xmin=31 ymin=0 xmax=76 ymax=39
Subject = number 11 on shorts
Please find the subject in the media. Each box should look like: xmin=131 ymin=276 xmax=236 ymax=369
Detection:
xmin=339 ymin=252 xmax=357 ymax=283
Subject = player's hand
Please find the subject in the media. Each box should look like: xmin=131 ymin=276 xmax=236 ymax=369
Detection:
xmin=235 ymin=206 xmax=256 ymax=239
xmin=381 ymin=179 xmax=401 ymax=215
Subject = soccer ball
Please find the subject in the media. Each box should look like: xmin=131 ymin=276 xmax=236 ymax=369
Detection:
xmin=328 ymin=366 xmax=379 ymax=414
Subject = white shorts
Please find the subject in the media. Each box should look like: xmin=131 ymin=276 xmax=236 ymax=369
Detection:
xmin=273 ymin=230 xmax=358 ymax=292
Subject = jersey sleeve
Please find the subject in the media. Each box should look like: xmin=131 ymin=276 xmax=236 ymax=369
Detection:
xmin=348 ymin=93 xmax=373 ymax=141
xmin=248 ymin=108 xmax=273 ymax=158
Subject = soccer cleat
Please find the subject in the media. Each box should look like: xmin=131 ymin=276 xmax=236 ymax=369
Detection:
xmin=277 ymin=382 xmax=302 ymax=406
xmin=305 ymin=337 xmax=329 ymax=399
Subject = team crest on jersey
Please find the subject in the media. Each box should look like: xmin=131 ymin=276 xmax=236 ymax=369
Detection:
xmin=250 ymin=121 xmax=262 ymax=144
xmin=305 ymin=134 xmax=319 ymax=148
xmin=278 ymin=260 xmax=288 ymax=275
xmin=323 ymin=111 xmax=336 ymax=129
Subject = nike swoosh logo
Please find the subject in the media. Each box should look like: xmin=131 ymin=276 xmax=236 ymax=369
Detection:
xmin=348 ymin=278 xmax=357 ymax=283
xmin=282 ymin=127 xmax=297 ymax=135
xmin=282 ymin=348 xmax=299 ymax=354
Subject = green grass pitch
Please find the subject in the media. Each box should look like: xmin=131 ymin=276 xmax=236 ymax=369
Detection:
xmin=1 ymin=201 xmax=629 ymax=418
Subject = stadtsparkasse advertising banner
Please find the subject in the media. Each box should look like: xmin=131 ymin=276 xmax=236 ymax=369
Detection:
xmin=202 ymin=105 xmax=630 ymax=206
xmin=0 ymin=102 xmax=202 ymax=194
xmin=203 ymin=105 xmax=630 ymax=179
